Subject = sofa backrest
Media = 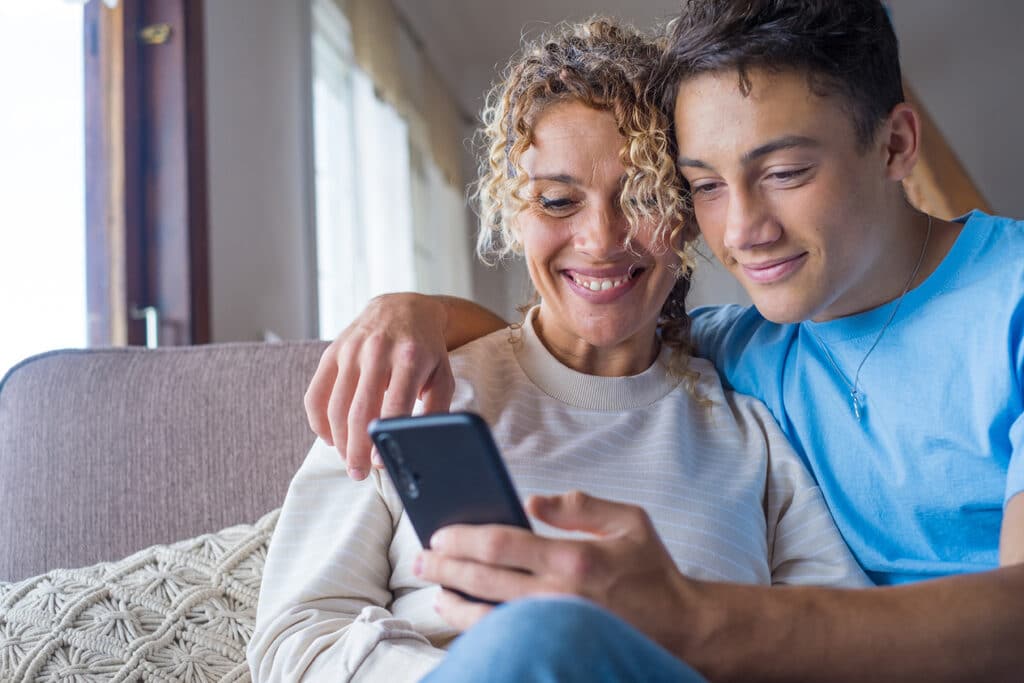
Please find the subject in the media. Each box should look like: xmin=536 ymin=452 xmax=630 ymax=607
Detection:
xmin=0 ymin=341 xmax=329 ymax=582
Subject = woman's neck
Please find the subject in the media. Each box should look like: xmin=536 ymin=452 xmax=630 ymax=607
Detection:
xmin=532 ymin=307 xmax=660 ymax=377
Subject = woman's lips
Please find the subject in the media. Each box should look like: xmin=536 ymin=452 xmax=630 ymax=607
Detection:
xmin=562 ymin=267 xmax=645 ymax=303
xmin=741 ymin=253 xmax=808 ymax=284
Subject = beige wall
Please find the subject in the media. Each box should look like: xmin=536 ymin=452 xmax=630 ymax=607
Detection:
xmin=204 ymin=0 xmax=317 ymax=342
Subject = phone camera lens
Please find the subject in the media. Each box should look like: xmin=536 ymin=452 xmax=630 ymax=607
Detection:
xmin=382 ymin=435 xmax=404 ymax=465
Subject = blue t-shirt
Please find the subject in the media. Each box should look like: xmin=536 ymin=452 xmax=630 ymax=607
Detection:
xmin=691 ymin=211 xmax=1024 ymax=585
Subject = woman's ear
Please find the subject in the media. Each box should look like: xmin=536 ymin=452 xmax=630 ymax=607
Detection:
xmin=881 ymin=103 xmax=921 ymax=182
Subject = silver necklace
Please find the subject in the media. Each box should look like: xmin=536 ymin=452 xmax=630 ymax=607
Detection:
xmin=807 ymin=214 xmax=932 ymax=421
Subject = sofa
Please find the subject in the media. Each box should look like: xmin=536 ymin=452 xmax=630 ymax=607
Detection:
xmin=0 ymin=341 xmax=329 ymax=680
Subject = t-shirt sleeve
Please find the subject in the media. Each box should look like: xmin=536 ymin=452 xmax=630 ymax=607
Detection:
xmin=247 ymin=440 xmax=445 ymax=682
xmin=689 ymin=305 xmax=747 ymax=370
xmin=689 ymin=305 xmax=773 ymax=398
xmin=753 ymin=402 xmax=871 ymax=588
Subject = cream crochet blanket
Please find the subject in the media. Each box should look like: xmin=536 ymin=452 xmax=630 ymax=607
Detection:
xmin=0 ymin=510 xmax=277 ymax=682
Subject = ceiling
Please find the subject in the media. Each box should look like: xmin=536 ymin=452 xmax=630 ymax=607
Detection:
xmin=391 ymin=0 xmax=1024 ymax=219
xmin=392 ymin=0 xmax=680 ymax=120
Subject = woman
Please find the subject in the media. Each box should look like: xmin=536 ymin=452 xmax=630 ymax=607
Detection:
xmin=248 ymin=19 xmax=866 ymax=682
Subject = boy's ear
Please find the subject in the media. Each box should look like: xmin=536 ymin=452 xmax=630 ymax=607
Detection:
xmin=880 ymin=103 xmax=920 ymax=182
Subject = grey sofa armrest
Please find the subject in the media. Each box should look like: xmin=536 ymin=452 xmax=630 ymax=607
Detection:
xmin=0 ymin=340 xmax=329 ymax=582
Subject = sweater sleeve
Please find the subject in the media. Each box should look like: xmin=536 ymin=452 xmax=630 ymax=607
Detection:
xmin=247 ymin=439 xmax=446 ymax=682
xmin=752 ymin=404 xmax=872 ymax=588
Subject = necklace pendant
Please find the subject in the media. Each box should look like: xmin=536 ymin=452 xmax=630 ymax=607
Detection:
xmin=851 ymin=390 xmax=864 ymax=420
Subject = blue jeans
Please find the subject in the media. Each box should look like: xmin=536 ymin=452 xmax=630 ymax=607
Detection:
xmin=423 ymin=596 xmax=707 ymax=682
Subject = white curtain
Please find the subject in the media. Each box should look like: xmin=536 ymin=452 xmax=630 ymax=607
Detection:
xmin=312 ymin=0 xmax=416 ymax=339
xmin=409 ymin=146 xmax=473 ymax=299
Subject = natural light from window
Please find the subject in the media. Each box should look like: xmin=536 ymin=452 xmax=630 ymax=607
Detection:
xmin=0 ymin=1 xmax=86 ymax=380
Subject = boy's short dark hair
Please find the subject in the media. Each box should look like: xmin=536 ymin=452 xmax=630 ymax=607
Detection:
xmin=657 ymin=0 xmax=904 ymax=149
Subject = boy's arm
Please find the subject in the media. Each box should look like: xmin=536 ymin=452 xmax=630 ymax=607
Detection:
xmin=304 ymin=293 xmax=506 ymax=479
xmin=423 ymin=493 xmax=1024 ymax=683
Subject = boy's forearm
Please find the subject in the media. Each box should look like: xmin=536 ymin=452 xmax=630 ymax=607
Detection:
xmin=436 ymin=296 xmax=507 ymax=351
xmin=682 ymin=563 xmax=1024 ymax=683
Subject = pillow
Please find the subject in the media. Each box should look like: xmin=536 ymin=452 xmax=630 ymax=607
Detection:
xmin=0 ymin=509 xmax=278 ymax=682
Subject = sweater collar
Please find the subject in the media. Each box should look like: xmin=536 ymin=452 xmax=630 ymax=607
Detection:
xmin=512 ymin=306 xmax=683 ymax=411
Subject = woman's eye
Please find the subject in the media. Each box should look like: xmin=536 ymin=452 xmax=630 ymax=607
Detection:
xmin=538 ymin=196 xmax=575 ymax=211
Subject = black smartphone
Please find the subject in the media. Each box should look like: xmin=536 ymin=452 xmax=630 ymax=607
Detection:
xmin=367 ymin=411 xmax=532 ymax=549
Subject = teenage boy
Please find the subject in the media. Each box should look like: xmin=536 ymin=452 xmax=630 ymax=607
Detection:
xmin=302 ymin=1 xmax=1024 ymax=680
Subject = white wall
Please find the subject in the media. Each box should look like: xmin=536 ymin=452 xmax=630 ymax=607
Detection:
xmin=891 ymin=0 xmax=1024 ymax=220
xmin=204 ymin=0 xmax=317 ymax=342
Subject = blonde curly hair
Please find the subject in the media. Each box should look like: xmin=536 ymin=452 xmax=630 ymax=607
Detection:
xmin=472 ymin=17 xmax=699 ymax=367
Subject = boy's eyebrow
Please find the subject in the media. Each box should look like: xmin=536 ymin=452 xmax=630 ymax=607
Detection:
xmin=676 ymin=156 xmax=711 ymax=170
xmin=677 ymin=135 xmax=821 ymax=170
xmin=741 ymin=135 xmax=820 ymax=164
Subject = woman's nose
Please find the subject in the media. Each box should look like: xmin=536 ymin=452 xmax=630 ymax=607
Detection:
xmin=574 ymin=204 xmax=628 ymax=258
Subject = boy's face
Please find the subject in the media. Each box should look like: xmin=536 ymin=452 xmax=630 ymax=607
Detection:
xmin=674 ymin=68 xmax=900 ymax=323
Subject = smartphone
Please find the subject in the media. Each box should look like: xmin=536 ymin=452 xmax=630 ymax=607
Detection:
xmin=367 ymin=411 xmax=532 ymax=550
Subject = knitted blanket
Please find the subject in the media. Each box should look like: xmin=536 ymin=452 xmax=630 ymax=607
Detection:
xmin=0 ymin=510 xmax=278 ymax=682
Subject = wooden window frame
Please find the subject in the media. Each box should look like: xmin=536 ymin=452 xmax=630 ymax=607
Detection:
xmin=84 ymin=0 xmax=210 ymax=347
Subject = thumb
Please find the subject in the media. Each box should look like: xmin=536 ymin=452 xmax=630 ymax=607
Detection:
xmin=526 ymin=491 xmax=646 ymax=537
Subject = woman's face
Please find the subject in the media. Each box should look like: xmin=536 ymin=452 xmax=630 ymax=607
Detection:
xmin=516 ymin=100 xmax=682 ymax=376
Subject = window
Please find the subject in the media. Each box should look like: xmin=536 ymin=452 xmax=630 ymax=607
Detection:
xmin=312 ymin=0 xmax=414 ymax=339
xmin=310 ymin=0 xmax=472 ymax=339
xmin=0 ymin=2 xmax=87 ymax=378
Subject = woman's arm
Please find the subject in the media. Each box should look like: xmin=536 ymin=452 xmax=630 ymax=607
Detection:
xmin=248 ymin=440 xmax=447 ymax=682
xmin=1000 ymin=492 xmax=1024 ymax=565
xmin=752 ymin=399 xmax=870 ymax=587
xmin=304 ymin=293 xmax=506 ymax=480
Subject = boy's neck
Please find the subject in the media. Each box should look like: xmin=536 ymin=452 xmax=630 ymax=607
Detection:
xmin=813 ymin=206 xmax=959 ymax=323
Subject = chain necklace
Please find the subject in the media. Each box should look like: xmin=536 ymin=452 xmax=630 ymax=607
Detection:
xmin=806 ymin=214 xmax=933 ymax=421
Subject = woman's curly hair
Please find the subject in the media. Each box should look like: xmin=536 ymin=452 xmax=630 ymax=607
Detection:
xmin=472 ymin=18 xmax=700 ymax=370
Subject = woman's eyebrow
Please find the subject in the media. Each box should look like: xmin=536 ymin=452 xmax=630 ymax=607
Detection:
xmin=529 ymin=173 xmax=579 ymax=184
xmin=528 ymin=173 xmax=629 ymax=186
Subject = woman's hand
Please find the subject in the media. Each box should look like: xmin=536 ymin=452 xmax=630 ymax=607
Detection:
xmin=304 ymin=293 xmax=457 ymax=480
xmin=415 ymin=491 xmax=694 ymax=655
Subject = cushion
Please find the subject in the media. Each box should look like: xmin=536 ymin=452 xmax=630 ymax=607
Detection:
xmin=0 ymin=510 xmax=278 ymax=682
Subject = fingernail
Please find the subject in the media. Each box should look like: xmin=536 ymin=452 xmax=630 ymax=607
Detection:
xmin=371 ymin=451 xmax=384 ymax=467
xmin=348 ymin=467 xmax=365 ymax=480
xmin=430 ymin=530 xmax=447 ymax=549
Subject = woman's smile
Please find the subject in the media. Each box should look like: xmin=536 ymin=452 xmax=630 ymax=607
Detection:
xmin=561 ymin=266 xmax=646 ymax=302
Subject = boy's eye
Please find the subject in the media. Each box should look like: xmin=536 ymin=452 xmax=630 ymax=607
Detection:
xmin=690 ymin=181 xmax=722 ymax=197
xmin=768 ymin=167 xmax=812 ymax=182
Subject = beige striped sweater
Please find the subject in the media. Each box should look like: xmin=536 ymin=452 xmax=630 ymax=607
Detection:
xmin=248 ymin=307 xmax=868 ymax=682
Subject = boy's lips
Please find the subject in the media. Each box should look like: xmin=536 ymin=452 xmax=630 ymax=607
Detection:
xmin=740 ymin=253 xmax=808 ymax=284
